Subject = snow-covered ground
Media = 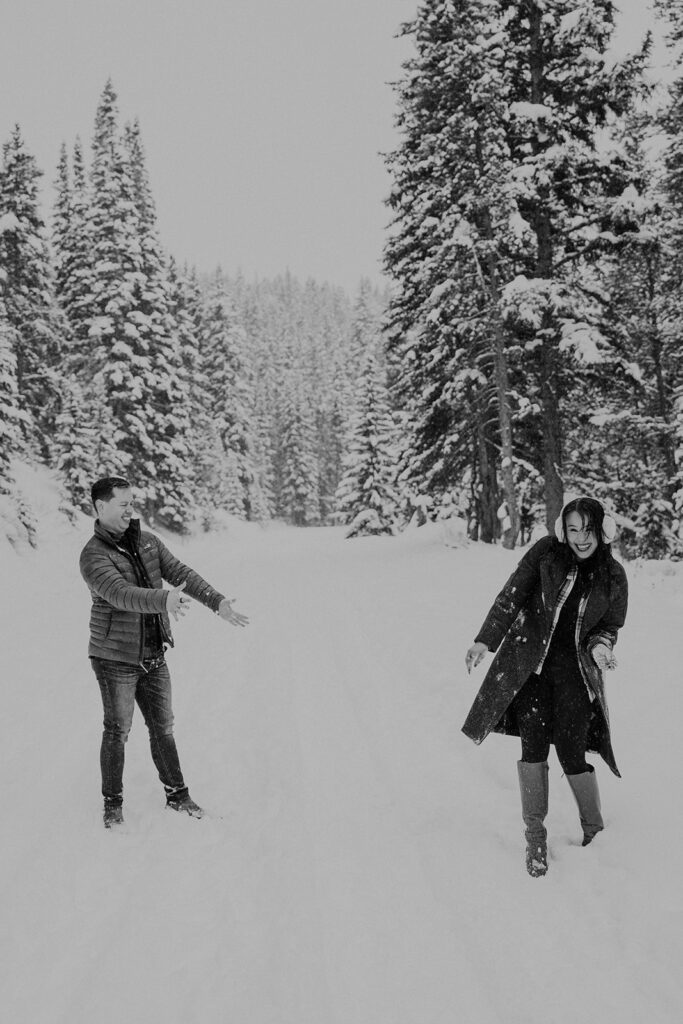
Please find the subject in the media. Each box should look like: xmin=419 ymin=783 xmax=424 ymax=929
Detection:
xmin=2 ymin=467 xmax=682 ymax=1024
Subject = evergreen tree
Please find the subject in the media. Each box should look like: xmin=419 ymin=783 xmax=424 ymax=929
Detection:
xmin=200 ymin=272 xmax=265 ymax=519
xmin=52 ymin=143 xmax=71 ymax=295
xmin=561 ymin=122 xmax=680 ymax=537
xmin=55 ymin=82 xmax=196 ymax=528
xmin=0 ymin=125 xmax=65 ymax=462
xmin=238 ymin=278 xmax=278 ymax=514
xmin=0 ymin=291 xmax=25 ymax=492
xmin=317 ymin=372 xmax=349 ymax=522
xmin=323 ymin=278 xmax=393 ymax=524
xmin=385 ymin=0 xmax=648 ymax=539
xmin=653 ymin=0 xmax=683 ymax=534
xmin=53 ymin=137 xmax=93 ymax=375
xmin=54 ymin=376 xmax=102 ymax=513
xmin=336 ymin=352 xmax=399 ymax=537
xmin=277 ymin=380 xmax=320 ymax=525
xmin=121 ymin=117 xmax=196 ymax=528
xmin=501 ymin=0 xmax=647 ymax=526
xmin=385 ymin=0 xmax=529 ymax=542
xmin=167 ymin=259 xmax=214 ymax=508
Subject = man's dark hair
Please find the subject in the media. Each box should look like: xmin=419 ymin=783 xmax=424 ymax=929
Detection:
xmin=91 ymin=476 xmax=131 ymax=510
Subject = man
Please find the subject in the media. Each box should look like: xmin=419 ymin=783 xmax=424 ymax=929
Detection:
xmin=80 ymin=476 xmax=249 ymax=829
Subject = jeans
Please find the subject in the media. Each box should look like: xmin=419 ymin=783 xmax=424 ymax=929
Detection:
xmin=510 ymin=645 xmax=593 ymax=775
xmin=91 ymin=656 xmax=185 ymax=802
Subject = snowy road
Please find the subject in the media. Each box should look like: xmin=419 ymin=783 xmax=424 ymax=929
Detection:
xmin=2 ymin=501 xmax=682 ymax=1024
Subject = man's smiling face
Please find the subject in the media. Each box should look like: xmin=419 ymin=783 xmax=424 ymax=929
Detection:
xmin=97 ymin=487 xmax=135 ymax=536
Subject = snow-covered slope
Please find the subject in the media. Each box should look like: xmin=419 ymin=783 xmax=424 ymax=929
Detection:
xmin=1 ymin=467 xmax=681 ymax=1024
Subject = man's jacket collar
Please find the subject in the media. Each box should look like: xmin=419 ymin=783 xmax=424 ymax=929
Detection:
xmin=94 ymin=517 xmax=141 ymax=549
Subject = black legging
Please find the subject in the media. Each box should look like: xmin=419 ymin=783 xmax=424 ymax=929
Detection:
xmin=511 ymin=645 xmax=593 ymax=775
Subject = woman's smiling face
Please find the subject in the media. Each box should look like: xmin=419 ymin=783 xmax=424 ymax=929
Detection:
xmin=564 ymin=510 xmax=598 ymax=560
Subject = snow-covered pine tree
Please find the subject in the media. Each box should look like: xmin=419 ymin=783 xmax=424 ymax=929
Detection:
xmin=560 ymin=108 xmax=682 ymax=547
xmin=79 ymin=80 xmax=140 ymax=465
xmin=277 ymin=378 xmax=320 ymax=525
xmin=499 ymin=0 xmax=647 ymax=525
xmin=54 ymin=376 xmax=102 ymax=513
xmin=384 ymin=0 xmax=522 ymax=543
xmin=0 ymin=291 xmax=25 ymax=493
xmin=633 ymin=498 xmax=679 ymax=559
xmin=61 ymin=83 xmax=194 ymax=528
xmin=221 ymin=449 xmax=248 ymax=518
xmin=227 ymin=272 xmax=273 ymax=521
xmin=0 ymin=125 xmax=65 ymax=463
xmin=50 ymin=139 xmax=108 ymax=508
xmin=313 ymin=279 xmax=378 ymax=521
xmin=350 ymin=278 xmax=384 ymax=364
xmin=335 ymin=350 xmax=399 ymax=537
xmin=53 ymin=137 xmax=93 ymax=375
xmin=385 ymin=1 xmax=647 ymax=538
xmin=317 ymin=365 xmax=350 ymax=522
xmin=166 ymin=259 xmax=215 ymax=508
xmin=652 ymin=0 xmax=683 ymax=542
xmin=52 ymin=143 xmax=71 ymax=295
xmin=120 ymin=118 xmax=196 ymax=529
xmin=236 ymin=277 xmax=278 ymax=515
xmin=200 ymin=272 xmax=266 ymax=520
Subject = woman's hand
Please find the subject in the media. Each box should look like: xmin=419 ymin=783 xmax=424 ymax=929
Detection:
xmin=465 ymin=642 xmax=488 ymax=674
xmin=592 ymin=642 xmax=617 ymax=671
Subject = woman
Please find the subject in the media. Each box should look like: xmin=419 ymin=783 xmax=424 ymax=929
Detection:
xmin=462 ymin=496 xmax=628 ymax=877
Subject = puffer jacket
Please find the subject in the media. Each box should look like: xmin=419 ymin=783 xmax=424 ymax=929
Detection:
xmin=80 ymin=519 xmax=225 ymax=666
xmin=461 ymin=536 xmax=628 ymax=776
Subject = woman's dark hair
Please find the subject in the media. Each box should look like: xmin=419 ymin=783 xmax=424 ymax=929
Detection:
xmin=91 ymin=476 xmax=131 ymax=510
xmin=560 ymin=497 xmax=606 ymax=548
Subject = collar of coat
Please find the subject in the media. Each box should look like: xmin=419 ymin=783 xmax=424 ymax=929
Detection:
xmin=94 ymin=517 xmax=141 ymax=550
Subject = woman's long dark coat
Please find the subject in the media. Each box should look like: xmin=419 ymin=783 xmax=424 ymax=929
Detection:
xmin=462 ymin=536 xmax=628 ymax=776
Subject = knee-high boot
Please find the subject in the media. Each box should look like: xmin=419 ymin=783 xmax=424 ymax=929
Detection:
xmin=566 ymin=767 xmax=604 ymax=846
xmin=517 ymin=760 xmax=549 ymax=877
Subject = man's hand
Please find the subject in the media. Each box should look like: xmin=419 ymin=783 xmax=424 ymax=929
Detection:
xmin=465 ymin=642 xmax=488 ymax=674
xmin=592 ymin=642 xmax=617 ymax=672
xmin=167 ymin=581 xmax=191 ymax=621
xmin=218 ymin=598 xmax=249 ymax=627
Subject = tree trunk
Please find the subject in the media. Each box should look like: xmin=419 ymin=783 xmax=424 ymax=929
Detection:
xmin=539 ymin=326 xmax=564 ymax=529
xmin=469 ymin=183 xmax=520 ymax=546
xmin=529 ymin=2 xmax=564 ymax=530
xmin=647 ymin=254 xmax=677 ymax=499
xmin=476 ymin=414 xmax=499 ymax=543
xmin=484 ymin=254 xmax=520 ymax=547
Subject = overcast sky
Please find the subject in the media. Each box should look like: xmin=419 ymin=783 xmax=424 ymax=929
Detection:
xmin=0 ymin=1 xmax=663 ymax=294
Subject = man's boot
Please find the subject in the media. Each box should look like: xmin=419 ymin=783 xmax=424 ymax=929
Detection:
xmin=566 ymin=767 xmax=604 ymax=846
xmin=165 ymin=786 xmax=204 ymax=818
xmin=103 ymin=798 xmax=124 ymax=829
xmin=517 ymin=760 xmax=549 ymax=877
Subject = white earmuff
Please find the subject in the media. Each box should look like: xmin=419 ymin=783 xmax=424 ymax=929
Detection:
xmin=555 ymin=501 xmax=617 ymax=544
xmin=601 ymin=513 xmax=617 ymax=543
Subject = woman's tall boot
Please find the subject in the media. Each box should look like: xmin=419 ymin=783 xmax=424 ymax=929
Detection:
xmin=566 ymin=767 xmax=604 ymax=846
xmin=517 ymin=760 xmax=549 ymax=877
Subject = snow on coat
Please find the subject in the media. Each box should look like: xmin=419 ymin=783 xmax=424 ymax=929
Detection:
xmin=461 ymin=536 xmax=628 ymax=776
